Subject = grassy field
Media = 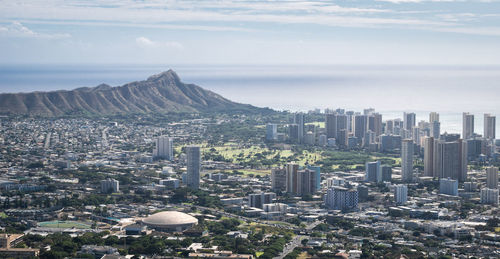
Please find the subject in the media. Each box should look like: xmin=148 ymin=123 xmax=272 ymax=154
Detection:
xmin=38 ymin=221 xmax=91 ymax=229
xmin=256 ymin=251 xmax=264 ymax=257
xmin=0 ymin=212 xmax=7 ymax=219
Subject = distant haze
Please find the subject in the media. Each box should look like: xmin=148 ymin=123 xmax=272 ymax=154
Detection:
xmin=0 ymin=64 xmax=498 ymax=136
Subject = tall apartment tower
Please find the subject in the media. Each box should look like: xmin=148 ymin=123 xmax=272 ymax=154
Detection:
xmin=365 ymin=161 xmax=382 ymax=183
xmin=484 ymin=114 xmax=496 ymax=140
xmin=326 ymin=113 xmax=337 ymax=139
xmin=154 ymin=136 xmax=174 ymax=160
xmin=394 ymin=184 xmax=408 ymax=205
xmin=462 ymin=112 xmax=474 ymax=139
xmin=424 ymin=137 xmax=435 ymax=177
xmin=354 ymin=115 xmax=367 ymax=145
xmin=433 ymin=139 xmax=467 ymax=182
xmin=285 ymin=163 xmax=299 ymax=194
xmin=401 ymin=139 xmax=414 ymax=182
xmin=429 ymin=112 xmax=439 ymax=123
xmin=430 ymin=121 xmax=440 ymax=138
xmin=186 ymin=145 xmax=201 ymax=189
xmin=336 ymin=114 xmax=348 ymax=145
xmin=404 ymin=112 xmax=416 ymax=131
xmin=266 ymin=123 xmax=278 ymax=141
xmin=368 ymin=113 xmax=383 ymax=137
xmin=271 ymin=168 xmax=287 ymax=192
xmin=294 ymin=113 xmax=305 ymax=143
xmin=486 ymin=167 xmax=499 ymax=189
xmin=101 ymin=178 xmax=119 ymax=193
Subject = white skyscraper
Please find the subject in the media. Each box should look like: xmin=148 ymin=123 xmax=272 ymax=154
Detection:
xmin=186 ymin=145 xmax=201 ymax=189
xmin=394 ymin=184 xmax=408 ymax=205
xmin=154 ymin=136 xmax=174 ymax=160
xmin=401 ymin=139 xmax=414 ymax=182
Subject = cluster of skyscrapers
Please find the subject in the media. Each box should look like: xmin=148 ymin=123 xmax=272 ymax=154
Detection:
xmin=271 ymin=163 xmax=320 ymax=197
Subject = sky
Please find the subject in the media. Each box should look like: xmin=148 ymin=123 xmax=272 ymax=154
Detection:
xmin=1 ymin=0 xmax=500 ymax=65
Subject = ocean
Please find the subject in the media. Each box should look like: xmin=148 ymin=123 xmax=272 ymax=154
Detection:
xmin=0 ymin=64 xmax=499 ymax=136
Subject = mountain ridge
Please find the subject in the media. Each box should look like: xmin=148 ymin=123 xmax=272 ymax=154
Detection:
xmin=0 ymin=69 xmax=265 ymax=116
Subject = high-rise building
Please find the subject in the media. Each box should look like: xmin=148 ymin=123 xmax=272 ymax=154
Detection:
xmin=186 ymin=145 xmax=201 ymax=189
xmin=153 ymin=136 xmax=174 ymax=160
xmin=480 ymin=188 xmax=499 ymax=205
xmin=430 ymin=121 xmax=440 ymax=138
xmin=354 ymin=115 xmax=367 ymax=145
xmin=404 ymin=112 xmax=416 ymax=132
xmin=368 ymin=113 xmax=383 ymax=137
xmin=486 ymin=167 xmax=499 ymax=189
xmin=337 ymin=129 xmax=348 ymax=147
xmin=385 ymin=120 xmax=394 ymax=135
xmin=429 ymin=112 xmax=440 ymax=123
xmin=439 ymin=178 xmax=458 ymax=196
xmin=433 ymin=139 xmax=467 ymax=182
xmin=294 ymin=113 xmax=305 ymax=143
xmin=271 ymin=168 xmax=287 ymax=192
xmin=101 ymin=178 xmax=119 ymax=193
xmin=326 ymin=113 xmax=337 ymax=139
xmin=365 ymin=161 xmax=381 ymax=183
xmin=484 ymin=114 xmax=496 ymax=140
xmin=462 ymin=112 xmax=474 ymax=140
xmin=324 ymin=186 xmax=358 ymax=212
xmin=424 ymin=137 xmax=435 ymax=177
xmin=382 ymin=166 xmax=392 ymax=182
xmin=394 ymin=184 xmax=408 ymax=205
xmin=288 ymin=124 xmax=299 ymax=142
xmin=266 ymin=123 xmax=277 ymax=141
xmin=286 ymin=163 xmax=299 ymax=194
xmin=307 ymin=165 xmax=321 ymax=191
xmin=336 ymin=114 xmax=348 ymax=142
xmin=248 ymin=192 xmax=276 ymax=209
xmin=401 ymin=139 xmax=414 ymax=182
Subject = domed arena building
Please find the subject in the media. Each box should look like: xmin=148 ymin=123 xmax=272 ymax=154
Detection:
xmin=142 ymin=211 xmax=198 ymax=232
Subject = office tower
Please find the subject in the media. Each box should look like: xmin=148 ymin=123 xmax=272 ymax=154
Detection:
xmin=484 ymin=114 xmax=496 ymax=140
xmin=368 ymin=113 xmax=383 ymax=137
xmin=363 ymin=130 xmax=375 ymax=148
xmin=424 ymin=137 xmax=435 ymax=177
xmin=466 ymin=138 xmax=484 ymax=160
xmin=186 ymin=145 xmax=201 ymax=189
xmin=404 ymin=112 xmax=416 ymax=132
xmin=439 ymin=178 xmax=458 ymax=196
xmin=266 ymin=123 xmax=277 ymax=141
xmin=382 ymin=166 xmax=392 ymax=182
xmin=357 ymin=185 xmax=369 ymax=202
xmin=248 ymin=192 xmax=276 ymax=209
xmin=326 ymin=113 xmax=337 ymax=139
xmin=365 ymin=161 xmax=381 ymax=183
xmin=401 ymin=139 xmax=414 ymax=182
xmin=307 ymin=165 xmax=321 ymax=191
xmin=430 ymin=121 xmax=440 ymax=138
xmin=462 ymin=112 xmax=474 ymax=139
xmin=394 ymin=184 xmax=408 ymax=205
xmin=433 ymin=139 xmax=467 ymax=182
xmin=324 ymin=186 xmax=359 ymax=212
xmin=354 ymin=115 xmax=367 ymax=144
xmin=153 ymin=136 xmax=174 ymax=160
xmin=480 ymin=188 xmax=499 ymax=205
xmin=304 ymin=131 xmax=315 ymax=145
xmin=294 ymin=113 xmax=304 ymax=143
xmin=101 ymin=178 xmax=119 ymax=193
xmin=286 ymin=162 xmax=299 ymax=194
xmin=271 ymin=168 xmax=287 ymax=192
xmin=288 ymin=124 xmax=299 ymax=142
xmin=429 ymin=112 xmax=440 ymax=123
xmin=487 ymin=167 xmax=499 ymax=189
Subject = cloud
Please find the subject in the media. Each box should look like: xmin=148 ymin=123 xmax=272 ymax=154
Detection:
xmin=0 ymin=21 xmax=70 ymax=39
xmin=135 ymin=37 xmax=184 ymax=49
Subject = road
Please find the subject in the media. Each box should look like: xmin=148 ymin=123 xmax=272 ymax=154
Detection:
xmin=274 ymin=234 xmax=306 ymax=259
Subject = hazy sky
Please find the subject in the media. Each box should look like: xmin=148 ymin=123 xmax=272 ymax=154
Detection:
xmin=1 ymin=0 xmax=500 ymax=65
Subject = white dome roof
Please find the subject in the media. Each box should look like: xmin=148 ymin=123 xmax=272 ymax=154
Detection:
xmin=143 ymin=211 xmax=198 ymax=226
